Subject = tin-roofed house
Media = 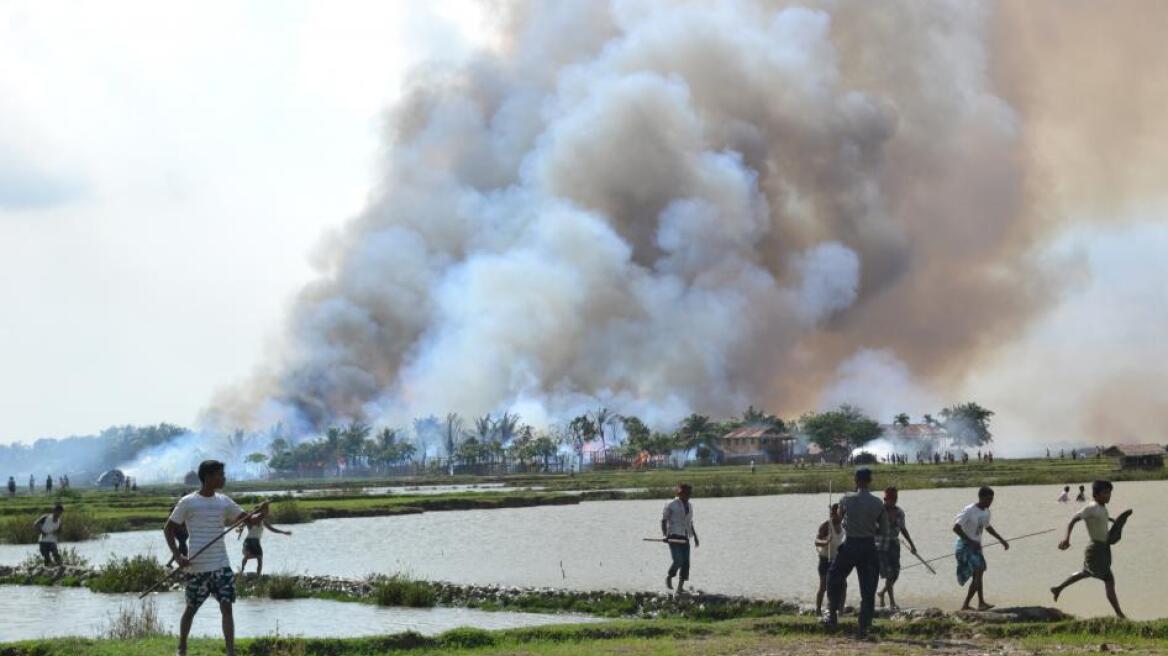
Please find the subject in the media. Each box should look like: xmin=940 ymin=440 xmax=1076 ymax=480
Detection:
xmin=1102 ymin=444 xmax=1165 ymax=470
xmin=721 ymin=425 xmax=796 ymax=464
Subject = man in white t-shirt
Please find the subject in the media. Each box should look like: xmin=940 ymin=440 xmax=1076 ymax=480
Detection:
xmin=165 ymin=459 xmax=267 ymax=656
xmin=1050 ymin=479 xmax=1131 ymax=618
xmin=952 ymin=486 xmax=1009 ymax=611
xmin=33 ymin=503 xmax=64 ymax=566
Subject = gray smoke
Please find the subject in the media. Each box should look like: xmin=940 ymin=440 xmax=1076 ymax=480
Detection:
xmin=201 ymin=0 xmax=1163 ymax=445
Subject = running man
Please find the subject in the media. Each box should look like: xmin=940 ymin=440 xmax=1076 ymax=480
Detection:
xmin=953 ymin=486 xmax=1009 ymax=611
xmin=877 ymin=486 xmax=918 ymax=611
xmin=238 ymin=514 xmax=292 ymax=576
xmin=814 ymin=502 xmax=844 ymax=616
xmin=165 ymin=459 xmax=268 ymax=656
xmin=661 ymin=483 xmax=699 ymax=595
xmin=824 ymin=467 xmax=888 ymax=638
xmin=33 ymin=504 xmax=64 ymax=566
xmin=1050 ymin=480 xmax=1132 ymax=618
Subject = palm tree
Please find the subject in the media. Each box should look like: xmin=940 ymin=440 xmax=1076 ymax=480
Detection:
xmin=443 ymin=413 xmax=464 ymax=475
xmin=567 ymin=415 xmax=597 ymax=470
xmin=342 ymin=421 xmax=372 ymax=468
xmin=677 ymin=414 xmax=719 ymax=462
xmin=894 ymin=413 xmax=911 ymax=428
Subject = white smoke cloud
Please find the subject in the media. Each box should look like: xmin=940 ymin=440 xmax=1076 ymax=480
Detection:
xmin=197 ymin=0 xmax=1038 ymax=439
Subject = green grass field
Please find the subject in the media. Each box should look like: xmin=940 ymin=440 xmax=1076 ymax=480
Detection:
xmin=3 ymin=615 xmax=1167 ymax=656
xmin=1 ymin=457 xmax=1161 ymax=544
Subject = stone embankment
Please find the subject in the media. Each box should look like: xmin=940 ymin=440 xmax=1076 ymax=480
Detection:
xmin=0 ymin=563 xmax=1071 ymax=624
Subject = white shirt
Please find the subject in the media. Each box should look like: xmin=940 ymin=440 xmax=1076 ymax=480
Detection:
xmin=38 ymin=515 xmax=61 ymax=543
xmin=954 ymin=502 xmax=991 ymax=544
xmin=662 ymin=498 xmax=694 ymax=538
xmin=817 ymin=520 xmax=843 ymax=560
xmin=246 ymin=523 xmax=264 ymax=539
xmin=169 ymin=492 xmax=244 ymax=573
xmin=1075 ymin=502 xmax=1110 ymax=543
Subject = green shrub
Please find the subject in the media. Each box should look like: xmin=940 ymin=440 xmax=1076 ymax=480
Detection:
xmin=101 ymin=598 xmax=168 ymax=639
xmin=17 ymin=546 xmax=89 ymax=569
xmin=268 ymin=499 xmax=309 ymax=524
xmin=88 ymin=554 xmax=168 ymax=593
xmin=56 ymin=508 xmax=102 ymax=541
xmin=437 ymin=627 xmax=498 ymax=649
xmin=265 ymin=575 xmax=300 ymax=600
xmin=371 ymin=574 xmax=437 ymax=608
xmin=0 ymin=514 xmax=42 ymax=544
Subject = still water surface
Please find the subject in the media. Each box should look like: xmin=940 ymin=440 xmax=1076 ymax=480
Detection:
xmin=2 ymin=480 xmax=1163 ymax=620
xmin=0 ymin=586 xmax=600 ymax=641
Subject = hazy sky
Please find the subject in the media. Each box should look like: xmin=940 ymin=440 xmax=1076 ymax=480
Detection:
xmin=0 ymin=1 xmax=489 ymax=443
xmin=1 ymin=2 xmax=1164 ymax=450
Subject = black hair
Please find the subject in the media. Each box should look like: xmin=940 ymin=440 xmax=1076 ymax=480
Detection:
xmin=1092 ymin=480 xmax=1113 ymax=495
xmin=677 ymin=483 xmax=693 ymax=493
xmin=830 ymin=502 xmax=840 ymax=511
xmin=197 ymin=460 xmax=225 ymax=484
xmin=884 ymin=485 xmax=898 ymax=494
xmin=53 ymin=504 xmax=64 ymax=512
xmin=855 ymin=467 xmax=872 ymax=482
xmin=977 ymin=486 xmax=994 ymax=498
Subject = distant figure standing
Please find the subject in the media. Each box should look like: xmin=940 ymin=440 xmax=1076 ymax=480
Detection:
xmin=814 ymin=503 xmax=845 ymax=616
xmin=749 ymin=460 xmax=756 ymax=474
xmin=34 ymin=504 xmax=65 ymax=566
xmin=6 ymin=477 xmax=15 ymax=496
xmin=1051 ymin=480 xmax=1133 ymax=618
xmin=823 ymin=467 xmax=888 ymax=638
xmin=45 ymin=475 xmax=53 ymax=495
xmin=661 ymin=483 xmax=699 ymax=595
xmin=953 ymin=486 xmax=1009 ymax=611
xmin=1075 ymin=485 xmax=1086 ymax=503
xmin=1057 ymin=486 xmax=1070 ymax=503
xmin=28 ymin=474 xmax=35 ymax=493
xmin=237 ymin=515 xmax=292 ymax=576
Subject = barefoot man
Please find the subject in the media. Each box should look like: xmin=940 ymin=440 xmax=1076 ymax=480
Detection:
xmin=814 ymin=502 xmax=844 ymax=616
xmin=953 ymin=486 xmax=1008 ymax=611
xmin=1050 ymin=480 xmax=1132 ymax=618
xmin=238 ymin=514 xmax=292 ymax=576
xmin=661 ymin=483 xmax=699 ymax=594
xmin=877 ymin=486 xmax=918 ymax=611
xmin=165 ymin=459 xmax=268 ymax=656
xmin=823 ymin=467 xmax=887 ymax=638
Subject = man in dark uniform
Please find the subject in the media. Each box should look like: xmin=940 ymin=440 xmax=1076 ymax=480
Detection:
xmin=823 ymin=467 xmax=888 ymax=638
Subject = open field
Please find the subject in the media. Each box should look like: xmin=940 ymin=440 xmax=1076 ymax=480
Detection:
xmin=3 ymin=615 xmax=1168 ymax=656
xmin=2 ymin=458 xmax=1162 ymax=543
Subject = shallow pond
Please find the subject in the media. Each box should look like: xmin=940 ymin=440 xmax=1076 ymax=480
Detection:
xmin=0 ymin=585 xmax=600 ymax=641
xmin=2 ymin=480 xmax=1163 ymax=620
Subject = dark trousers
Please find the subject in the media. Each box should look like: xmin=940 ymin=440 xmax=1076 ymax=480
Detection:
xmin=827 ymin=537 xmax=879 ymax=630
xmin=666 ymin=535 xmax=690 ymax=581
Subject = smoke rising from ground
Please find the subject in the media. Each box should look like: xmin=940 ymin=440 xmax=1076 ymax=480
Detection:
xmin=192 ymin=0 xmax=1165 ymax=457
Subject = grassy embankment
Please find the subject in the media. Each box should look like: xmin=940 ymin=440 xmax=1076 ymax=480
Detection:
xmin=4 ymin=615 xmax=1168 ymax=656
xmin=1 ymin=458 xmax=1162 ymax=544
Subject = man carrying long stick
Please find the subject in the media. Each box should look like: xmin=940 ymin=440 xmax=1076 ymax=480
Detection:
xmin=165 ymin=459 xmax=268 ymax=656
xmin=661 ymin=483 xmax=699 ymax=595
xmin=953 ymin=486 xmax=1008 ymax=611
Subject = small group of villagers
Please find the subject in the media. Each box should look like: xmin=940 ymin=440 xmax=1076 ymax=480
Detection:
xmin=660 ymin=468 xmax=1132 ymax=639
xmin=30 ymin=458 xmax=1134 ymax=654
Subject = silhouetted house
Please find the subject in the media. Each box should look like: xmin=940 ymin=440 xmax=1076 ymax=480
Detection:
xmin=1102 ymin=444 xmax=1165 ymax=470
xmin=721 ymin=425 xmax=795 ymax=464
xmin=96 ymin=469 xmax=126 ymax=488
xmin=881 ymin=423 xmax=951 ymax=454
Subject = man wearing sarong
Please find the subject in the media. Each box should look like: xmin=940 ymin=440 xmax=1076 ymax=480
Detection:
xmin=877 ymin=486 xmax=918 ymax=611
xmin=953 ymin=486 xmax=1009 ymax=611
xmin=814 ymin=502 xmax=844 ymax=616
xmin=823 ymin=467 xmax=887 ymax=638
xmin=660 ymin=483 xmax=699 ymax=595
xmin=1050 ymin=480 xmax=1132 ymax=618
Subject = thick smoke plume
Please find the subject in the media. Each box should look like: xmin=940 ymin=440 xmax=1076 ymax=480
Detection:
xmin=194 ymin=0 xmax=1164 ymax=453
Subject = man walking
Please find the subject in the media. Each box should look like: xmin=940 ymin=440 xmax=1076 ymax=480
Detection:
xmin=824 ymin=467 xmax=887 ymax=638
xmin=1050 ymin=480 xmax=1132 ymax=618
xmin=877 ymin=486 xmax=918 ymax=611
xmin=814 ymin=502 xmax=844 ymax=616
xmin=953 ymin=486 xmax=1009 ymax=610
xmin=661 ymin=483 xmax=699 ymax=595
xmin=33 ymin=504 xmax=64 ymax=566
xmin=165 ymin=460 xmax=268 ymax=656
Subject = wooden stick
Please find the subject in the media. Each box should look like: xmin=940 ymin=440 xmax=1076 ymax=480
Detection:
xmin=643 ymin=537 xmax=689 ymax=545
xmin=902 ymin=528 xmax=1056 ymax=570
xmin=140 ymin=502 xmax=267 ymax=599
xmin=903 ymin=539 xmax=936 ymax=575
